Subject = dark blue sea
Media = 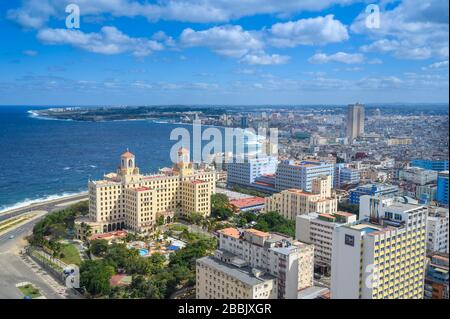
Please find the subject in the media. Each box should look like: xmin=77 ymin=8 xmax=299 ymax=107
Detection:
xmin=0 ymin=105 xmax=230 ymax=212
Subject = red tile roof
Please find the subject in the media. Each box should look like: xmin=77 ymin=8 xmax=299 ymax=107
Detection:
xmin=230 ymin=196 xmax=265 ymax=209
xmin=218 ymin=227 xmax=241 ymax=239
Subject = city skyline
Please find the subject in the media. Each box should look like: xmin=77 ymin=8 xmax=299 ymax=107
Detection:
xmin=0 ymin=0 xmax=449 ymax=105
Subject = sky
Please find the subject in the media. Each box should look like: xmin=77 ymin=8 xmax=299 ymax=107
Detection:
xmin=0 ymin=0 xmax=448 ymax=106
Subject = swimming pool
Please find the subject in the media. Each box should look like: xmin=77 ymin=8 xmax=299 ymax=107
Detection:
xmin=139 ymin=248 xmax=149 ymax=256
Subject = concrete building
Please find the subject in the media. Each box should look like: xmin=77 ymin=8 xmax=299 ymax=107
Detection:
xmin=347 ymin=103 xmax=365 ymax=142
xmin=399 ymin=167 xmax=438 ymax=185
xmin=265 ymin=175 xmax=337 ymax=221
xmin=387 ymin=137 xmax=413 ymax=146
xmin=275 ymin=160 xmax=334 ymax=192
xmin=75 ymin=149 xmax=216 ymax=237
xmin=331 ymin=198 xmax=427 ymax=299
xmin=349 ymin=183 xmax=399 ymax=205
xmin=335 ymin=164 xmax=360 ymax=188
xmin=216 ymin=228 xmax=314 ymax=299
xmin=296 ymin=211 xmax=356 ymax=272
xmin=426 ymin=207 xmax=449 ymax=254
xmin=425 ymin=254 xmax=449 ymax=299
xmin=227 ymin=155 xmax=278 ymax=188
xmin=415 ymin=184 xmax=437 ymax=202
xmin=411 ymin=159 xmax=449 ymax=172
xmin=196 ymin=250 xmax=277 ymax=299
xmin=437 ymin=171 xmax=449 ymax=206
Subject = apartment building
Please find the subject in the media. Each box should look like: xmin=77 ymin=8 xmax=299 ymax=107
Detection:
xmin=227 ymin=155 xmax=278 ymax=187
xmin=216 ymin=228 xmax=314 ymax=299
xmin=331 ymin=196 xmax=428 ymax=299
xmin=399 ymin=167 xmax=438 ymax=185
xmin=75 ymin=148 xmax=215 ymax=237
xmin=296 ymin=211 xmax=356 ymax=272
xmin=196 ymin=250 xmax=277 ymax=299
xmin=265 ymin=175 xmax=337 ymax=221
xmin=275 ymin=160 xmax=334 ymax=192
xmin=426 ymin=207 xmax=449 ymax=254
xmin=425 ymin=254 xmax=449 ymax=299
xmin=349 ymin=183 xmax=399 ymax=205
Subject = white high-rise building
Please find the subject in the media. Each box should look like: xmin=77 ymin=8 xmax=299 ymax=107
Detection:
xmin=347 ymin=103 xmax=365 ymax=142
xmin=331 ymin=196 xmax=427 ymax=299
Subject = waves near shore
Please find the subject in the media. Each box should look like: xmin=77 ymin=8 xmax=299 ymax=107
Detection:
xmin=0 ymin=191 xmax=87 ymax=214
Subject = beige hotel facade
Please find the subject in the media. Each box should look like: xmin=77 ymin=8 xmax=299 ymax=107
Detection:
xmin=75 ymin=148 xmax=216 ymax=238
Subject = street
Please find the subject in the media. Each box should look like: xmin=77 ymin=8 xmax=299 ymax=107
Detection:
xmin=0 ymin=194 xmax=88 ymax=299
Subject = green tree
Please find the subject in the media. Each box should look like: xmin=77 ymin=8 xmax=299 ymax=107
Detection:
xmin=80 ymin=260 xmax=115 ymax=297
xmin=90 ymin=239 xmax=109 ymax=257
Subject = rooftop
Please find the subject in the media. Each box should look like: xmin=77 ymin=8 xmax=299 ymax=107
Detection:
xmin=229 ymin=197 xmax=265 ymax=209
xmin=218 ymin=227 xmax=241 ymax=239
xmin=197 ymin=256 xmax=275 ymax=287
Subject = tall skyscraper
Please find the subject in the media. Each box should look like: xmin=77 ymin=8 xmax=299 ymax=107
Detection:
xmin=347 ymin=103 xmax=365 ymax=142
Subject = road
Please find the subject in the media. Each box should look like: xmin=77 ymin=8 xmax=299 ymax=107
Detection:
xmin=0 ymin=194 xmax=88 ymax=299
xmin=0 ymin=192 xmax=88 ymax=222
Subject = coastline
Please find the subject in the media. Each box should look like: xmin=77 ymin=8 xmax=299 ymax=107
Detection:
xmin=0 ymin=191 xmax=88 ymax=215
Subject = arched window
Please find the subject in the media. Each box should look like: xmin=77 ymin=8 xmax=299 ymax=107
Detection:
xmin=129 ymin=159 xmax=133 ymax=167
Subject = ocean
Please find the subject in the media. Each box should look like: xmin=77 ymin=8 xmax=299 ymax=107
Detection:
xmin=0 ymin=106 xmax=229 ymax=212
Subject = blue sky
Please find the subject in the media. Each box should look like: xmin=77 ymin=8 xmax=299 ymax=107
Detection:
xmin=0 ymin=0 xmax=448 ymax=105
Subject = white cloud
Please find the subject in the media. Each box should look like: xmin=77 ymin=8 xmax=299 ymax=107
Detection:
xmin=422 ymin=60 xmax=449 ymax=70
xmin=180 ymin=25 xmax=263 ymax=58
xmin=268 ymin=14 xmax=349 ymax=47
xmin=37 ymin=26 xmax=164 ymax=56
xmin=240 ymin=52 xmax=290 ymax=65
xmin=308 ymin=52 xmax=365 ymax=64
xmin=352 ymin=0 xmax=449 ymax=60
xmin=361 ymin=39 xmax=433 ymax=60
xmin=8 ymin=0 xmax=359 ymax=27
xmin=22 ymin=50 xmax=38 ymax=56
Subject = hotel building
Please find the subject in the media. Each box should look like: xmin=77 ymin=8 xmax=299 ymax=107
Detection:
xmin=264 ymin=175 xmax=337 ymax=221
xmin=209 ymin=228 xmax=314 ymax=299
xmin=75 ymin=148 xmax=215 ymax=237
xmin=331 ymin=195 xmax=428 ymax=299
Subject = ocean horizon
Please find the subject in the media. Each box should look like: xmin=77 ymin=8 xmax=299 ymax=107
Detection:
xmin=0 ymin=106 xmax=211 ymax=212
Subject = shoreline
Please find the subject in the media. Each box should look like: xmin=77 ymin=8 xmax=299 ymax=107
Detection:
xmin=0 ymin=191 xmax=88 ymax=216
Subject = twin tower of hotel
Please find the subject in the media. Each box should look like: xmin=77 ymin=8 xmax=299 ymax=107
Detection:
xmin=75 ymin=148 xmax=216 ymax=238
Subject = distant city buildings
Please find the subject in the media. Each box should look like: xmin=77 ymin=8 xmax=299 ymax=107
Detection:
xmin=265 ymin=175 xmax=337 ymax=220
xmin=347 ymin=103 xmax=365 ymax=143
xmin=331 ymin=196 xmax=427 ymax=299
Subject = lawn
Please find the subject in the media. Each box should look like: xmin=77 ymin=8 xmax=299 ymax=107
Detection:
xmin=18 ymin=284 xmax=41 ymax=299
xmin=60 ymin=243 xmax=82 ymax=265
